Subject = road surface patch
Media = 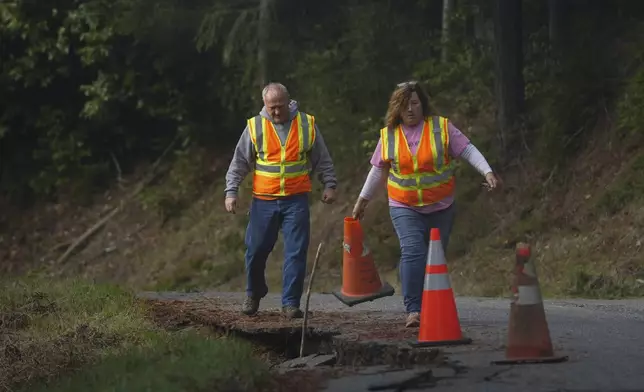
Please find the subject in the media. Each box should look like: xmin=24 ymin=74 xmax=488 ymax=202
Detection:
xmin=142 ymin=297 xmax=451 ymax=368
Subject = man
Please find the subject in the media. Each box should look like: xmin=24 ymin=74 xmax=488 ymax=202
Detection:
xmin=224 ymin=82 xmax=337 ymax=319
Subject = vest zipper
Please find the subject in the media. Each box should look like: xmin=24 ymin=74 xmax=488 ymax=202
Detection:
xmin=412 ymin=155 xmax=422 ymax=205
xmin=280 ymin=145 xmax=286 ymax=195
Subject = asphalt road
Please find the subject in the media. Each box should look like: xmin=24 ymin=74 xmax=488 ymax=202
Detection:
xmin=140 ymin=291 xmax=644 ymax=391
xmin=325 ymin=295 xmax=644 ymax=391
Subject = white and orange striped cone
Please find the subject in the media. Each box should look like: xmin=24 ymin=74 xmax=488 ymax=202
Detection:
xmin=492 ymin=243 xmax=568 ymax=365
xmin=411 ymin=228 xmax=472 ymax=347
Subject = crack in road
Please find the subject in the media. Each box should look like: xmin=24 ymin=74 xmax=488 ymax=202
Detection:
xmin=367 ymin=369 xmax=434 ymax=391
xmin=482 ymin=365 xmax=514 ymax=382
xmin=365 ymin=360 xmax=470 ymax=391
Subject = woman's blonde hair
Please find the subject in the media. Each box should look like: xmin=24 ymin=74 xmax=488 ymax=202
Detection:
xmin=384 ymin=81 xmax=432 ymax=129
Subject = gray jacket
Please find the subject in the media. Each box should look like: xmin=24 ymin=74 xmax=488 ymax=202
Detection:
xmin=224 ymin=100 xmax=337 ymax=198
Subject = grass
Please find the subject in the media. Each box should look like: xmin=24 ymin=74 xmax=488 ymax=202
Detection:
xmin=145 ymin=189 xmax=252 ymax=292
xmin=595 ymin=152 xmax=644 ymax=214
xmin=450 ymin=225 xmax=644 ymax=299
xmin=0 ymin=277 xmax=272 ymax=392
xmin=28 ymin=333 xmax=270 ymax=392
xmin=449 ymin=183 xmax=644 ymax=299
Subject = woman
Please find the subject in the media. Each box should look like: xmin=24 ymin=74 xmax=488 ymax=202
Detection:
xmin=352 ymin=81 xmax=499 ymax=328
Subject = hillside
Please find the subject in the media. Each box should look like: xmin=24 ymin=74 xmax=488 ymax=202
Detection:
xmin=2 ymin=110 xmax=644 ymax=300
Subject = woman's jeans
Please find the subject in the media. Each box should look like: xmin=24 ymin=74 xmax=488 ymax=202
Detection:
xmin=389 ymin=204 xmax=456 ymax=313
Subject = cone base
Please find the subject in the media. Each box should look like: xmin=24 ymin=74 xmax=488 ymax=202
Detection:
xmin=410 ymin=337 xmax=472 ymax=348
xmin=492 ymin=355 xmax=568 ymax=366
xmin=332 ymin=282 xmax=395 ymax=307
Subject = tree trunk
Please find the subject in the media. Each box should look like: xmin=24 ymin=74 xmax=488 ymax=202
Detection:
xmin=548 ymin=0 xmax=561 ymax=43
xmin=473 ymin=10 xmax=493 ymax=43
xmin=492 ymin=0 xmax=524 ymax=156
xmin=548 ymin=0 xmax=566 ymax=54
xmin=257 ymin=0 xmax=271 ymax=88
xmin=441 ymin=0 xmax=454 ymax=63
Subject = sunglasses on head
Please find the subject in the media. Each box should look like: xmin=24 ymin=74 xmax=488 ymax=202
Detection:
xmin=397 ymin=80 xmax=419 ymax=88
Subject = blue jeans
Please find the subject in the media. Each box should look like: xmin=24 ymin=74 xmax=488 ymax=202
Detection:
xmin=389 ymin=204 xmax=456 ymax=313
xmin=244 ymin=193 xmax=310 ymax=308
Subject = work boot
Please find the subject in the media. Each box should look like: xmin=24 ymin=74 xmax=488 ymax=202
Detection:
xmin=282 ymin=305 xmax=303 ymax=319
xmin=405 ymin=312 xmax=420 ymax=328
xmin=242 ymin=296 xmax=260 ymax=316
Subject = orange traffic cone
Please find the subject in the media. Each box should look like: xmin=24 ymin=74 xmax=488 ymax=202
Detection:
xmin=492 ymin=243 xmax=568 ymax=365
xmin=411 ymin=228 xmax=471 ymax=347
xmin=332 ymin=217 xmax=395 ymax=306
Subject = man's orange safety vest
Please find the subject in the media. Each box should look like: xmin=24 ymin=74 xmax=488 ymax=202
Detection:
xmin=380 ymin=116 xmax=455 ymax=207
xmin=248 ymin=112 xmax=316 ymax=198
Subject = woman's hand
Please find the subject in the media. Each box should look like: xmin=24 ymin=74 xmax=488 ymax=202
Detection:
xmin=352 ymin=197 xmax=369 ymax=220
xmin=483 ymin=172 xmax=500 ymax=191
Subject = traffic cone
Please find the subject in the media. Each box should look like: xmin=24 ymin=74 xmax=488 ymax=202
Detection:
xmin=411 ymin=228 xmax=471 ymax=347
xmin=332 ymin=217 xmax=395 ymax=306
xmin=492 ymin=243 xmax=568 ymax=365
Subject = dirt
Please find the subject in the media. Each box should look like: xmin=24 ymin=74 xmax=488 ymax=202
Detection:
xmin=144 ymin=298 xmax=406 ymax=337
xmin=0 ymin=324 xmax=121 ymax=389
xmin=350 ymin=325 xmax=420 ymax=341
xmin=0 ymin=311 xmax=30 ymax=330
xmin=266 ymin=369 xmax=331 ymax=392
xmin=143 ymin=296 xmax=447 ymax=374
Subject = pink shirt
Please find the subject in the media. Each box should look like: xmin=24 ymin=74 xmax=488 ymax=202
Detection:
xmin=370 ymin=120 xmax=471 ymax=213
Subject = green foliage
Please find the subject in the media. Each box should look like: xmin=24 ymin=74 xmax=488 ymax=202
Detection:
xmin=615 ymin=23 xmax=644 ymax=138
xmin=0 ymin=0 xmax=250 ymax=200
xmin=359 ymin=117 xmax=385 ymax=154
xmin=5 ymin=0 xmax=630 ymax=205
xmin=616 ymin=66 xmax=644 ymax=136
xmin=525 ymin=10 xmax=620 ymax=170
xmin=414 ymin=42 xmax=495 ymax=122
xmin=282 ymin=1 xmax=446 ymax=168
xmin=1 ymin=0 xmax=644 ymax=204
xmin=414 ymin=4 xmax=496 ymax=120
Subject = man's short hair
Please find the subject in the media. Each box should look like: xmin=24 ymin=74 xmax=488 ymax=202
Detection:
xmin=262 ymin=82 xmax=289 ymax=100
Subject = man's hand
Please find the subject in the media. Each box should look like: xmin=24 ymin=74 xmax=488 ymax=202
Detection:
xmin=483 ymin=172 xmax=500 ymax=191
xmin=225 ymin=196 xmax=237 ymax=214
xmin=322 ymin=188 xmax=336 ymax=204
xmin=352 ymin=197 xmax=369 ymax=220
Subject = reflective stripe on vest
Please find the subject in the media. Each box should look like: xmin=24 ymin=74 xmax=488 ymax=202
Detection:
xmin=380 ymin=116 xmax=455 ymax=206
xmin=248 ymin=112 xmax=316 ymax=197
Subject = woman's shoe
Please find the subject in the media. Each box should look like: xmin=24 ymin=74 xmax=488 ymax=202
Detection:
xmin=405 ymin=312 xmax=420 ymax=328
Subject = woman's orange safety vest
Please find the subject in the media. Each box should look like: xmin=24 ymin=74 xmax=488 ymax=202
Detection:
xmin=248 ymin=112 xmax=316 ymax=197
xmin=380 ymin=116 xmax=455 ymax=207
